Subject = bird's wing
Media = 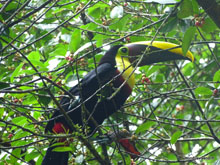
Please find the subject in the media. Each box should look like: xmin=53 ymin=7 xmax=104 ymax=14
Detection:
xmin=45 ymin=63 xmax=117 ymax=132
xmin=60 ymin=63 xmax=116 ymax=106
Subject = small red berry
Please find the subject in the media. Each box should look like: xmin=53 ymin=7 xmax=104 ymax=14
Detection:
xmin=8 ymin=134 xmax=13 ymax=139
xmin=124 ymin=3 xmax=128 ymax=7
xmin=70 ymin=57 xmax=74 ymax=62
xmin=22 ymin=65 xmax=26 ymax=70
xmin=57 ymin=80 xmax=62 ymax=86
xmin=145 ymin=77 xmax=151 ymax=84
xmin=141 ymin=76 xmax=151 ymax=84
xmin=180 ymin=105 xmax=184 ymax=110
xmin=48 ymin=75 xmax=53 ymax=79
xmin=213 ymin=89 xmax=218 ymax=97
xmin=144 ymin=77 xmax=149 ymax=81
xmin=176 ymin=105 xmax=184 ymax=111
xmin=195 ymin=21 xmax=201 ymax=27
xmin=65 ymin=56 xmax=74 ymax=62
xmin=126 ymin=37 xmax=130 ymax=42
xmin=13 ymin=98 xmax=19 ymax=103
xmin=201 ymin=19 xmax=205 ymax=25
xmin=170 ymin=72 xmax=175 ymax=77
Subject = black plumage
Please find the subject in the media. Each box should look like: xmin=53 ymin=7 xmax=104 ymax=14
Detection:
xmin=42 ymin=45 xmax=132 ymax=165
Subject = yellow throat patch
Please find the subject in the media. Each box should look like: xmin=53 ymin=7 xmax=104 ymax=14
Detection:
xmin=115 ymin=55 xmax=135 ymax=89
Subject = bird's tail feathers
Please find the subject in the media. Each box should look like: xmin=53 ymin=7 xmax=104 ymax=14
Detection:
xmin=42 ymin=144 xmax=69 ymax=165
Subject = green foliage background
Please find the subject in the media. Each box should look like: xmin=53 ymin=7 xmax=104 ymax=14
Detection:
xmin=0 ymin=0 xmax=220 ymax=164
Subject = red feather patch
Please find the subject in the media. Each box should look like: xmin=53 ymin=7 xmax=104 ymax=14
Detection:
xmin=52 ymin=122 xmax=69 ymax=134
xmin=119 ymin=138 xmax=140 ymax=159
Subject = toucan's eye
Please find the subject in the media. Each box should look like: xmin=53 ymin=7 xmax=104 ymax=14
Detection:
xmin=119 ymin=47 xmax=129 ymax=55
xmin=121 ymin=48 xmax=127 ymax=53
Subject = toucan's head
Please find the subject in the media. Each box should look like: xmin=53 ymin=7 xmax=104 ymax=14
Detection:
xmin=99 ymin=45 xmax=122 ymax=66
xmin=98 ymin=41 xmax=194 ymax=91
xmin=125 ymin=41 xmax=194 ymax=66
xmin=99 ymin=41 xmax=194 ymax=67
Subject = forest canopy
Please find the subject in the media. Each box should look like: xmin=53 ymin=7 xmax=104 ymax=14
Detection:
xmin=0 ymin=0 xmax=220 ymax=164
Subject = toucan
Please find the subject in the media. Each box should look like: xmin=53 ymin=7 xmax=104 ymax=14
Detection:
xmin=42 ymin=41 xmax=194 ymax=165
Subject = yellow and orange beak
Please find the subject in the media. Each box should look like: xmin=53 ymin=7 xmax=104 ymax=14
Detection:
xmin=126 ymin=41 xmax=194 ymax=66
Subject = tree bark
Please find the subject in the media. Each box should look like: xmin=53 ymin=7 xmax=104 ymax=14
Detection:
xmin=196 ymin=0 xmax=220 ymax=28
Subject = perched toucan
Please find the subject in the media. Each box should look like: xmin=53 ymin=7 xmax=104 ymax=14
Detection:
xmin=42 ymin=41 xmax=193 ymax=165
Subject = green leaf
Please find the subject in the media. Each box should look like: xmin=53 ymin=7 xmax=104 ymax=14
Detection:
xmin=93 ymin=34 xmax=103 ymax=47
xmin=155 ymin=73 xmax=165 ymax=83
xmin=0 ymin=108 xmax=4 ymax=119
xmin=146 ymin=65 xmax=164 ymax=77
xmin=33 ymin=111 xmax=41 ymax=120
xmin=10 ymin=148 xmax=21 ymax=164
xmin=88 ymin=3 xmax=108 ymax=18
xmin=161 ymin=17 xmax=178 ymax=33
xmin=0 ymin=121 xmax=6 ymax=127
xmin=109 ymin=14 xmax=129 ymax=31
xmin=182 ymin=62 xmax=194 ymax=76
xmin=25 ymin=151 xmax=39 ymax=162
xmin=31 ymin=60 xmax=47 ymax=69
xmin=5 ymin=2 xmax=18 ymax=11
xmin=191 ymin=0 xmax=199 ymax=14
xmin=135 ymin=121 xmax=156 ymax=134
xmin=195 ymin=87 xmax=213 ymax=96
xmin=52 ymin=146 xmax=72 ymax=152
xmin=11 ymin=131 xmax=29 ymax=144
xmin=182 ymin=26 xmax=196 ymax=56
xmin=213 ymin=70 xmax=220 ymax=88
xmin=201 ymin=18 xmax=218 ymax=33
xmin=69 ymin=29 xmax=81 ymax=53
xmin=177 ymin=0 xmax=193 ymax=18
xmin=80 ymin=23 xmax=98 ymax=31
xmin=12 ymin=116 xmax=27 ymax=126
xmin=51 ymin=142 xmax=65 ymax=147
xmin=93 ymin=34 xmax=109 ymax=47
xmin=0 ymin=82 xmax=9 ymax=89
xmin=38 ymin=94 xmax=51 ymax=106
xmin=12 ymin=137 xmax=29 ymax=146
xmin=49 ymin=45 xmax=67 ymax=57
xmin=170 ymin=130 xmax=182 ymax=144
xmin=28 ymin=51 xmax=41 ymax=61
xmin=10 ymin=63 xmax=23 ymax=82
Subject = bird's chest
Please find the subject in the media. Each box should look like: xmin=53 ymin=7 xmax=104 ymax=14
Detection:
xmin=112 ymin=70 xmax=133 ymax=99
xmin=115 ymin=56 xmax=135 ymax=90
xmin=84 ymin=69 xmax=132 ymax=106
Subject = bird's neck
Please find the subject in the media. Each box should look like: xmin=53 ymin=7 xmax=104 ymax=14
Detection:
xmin=115 ymin=56 xmax=135 ymax=90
